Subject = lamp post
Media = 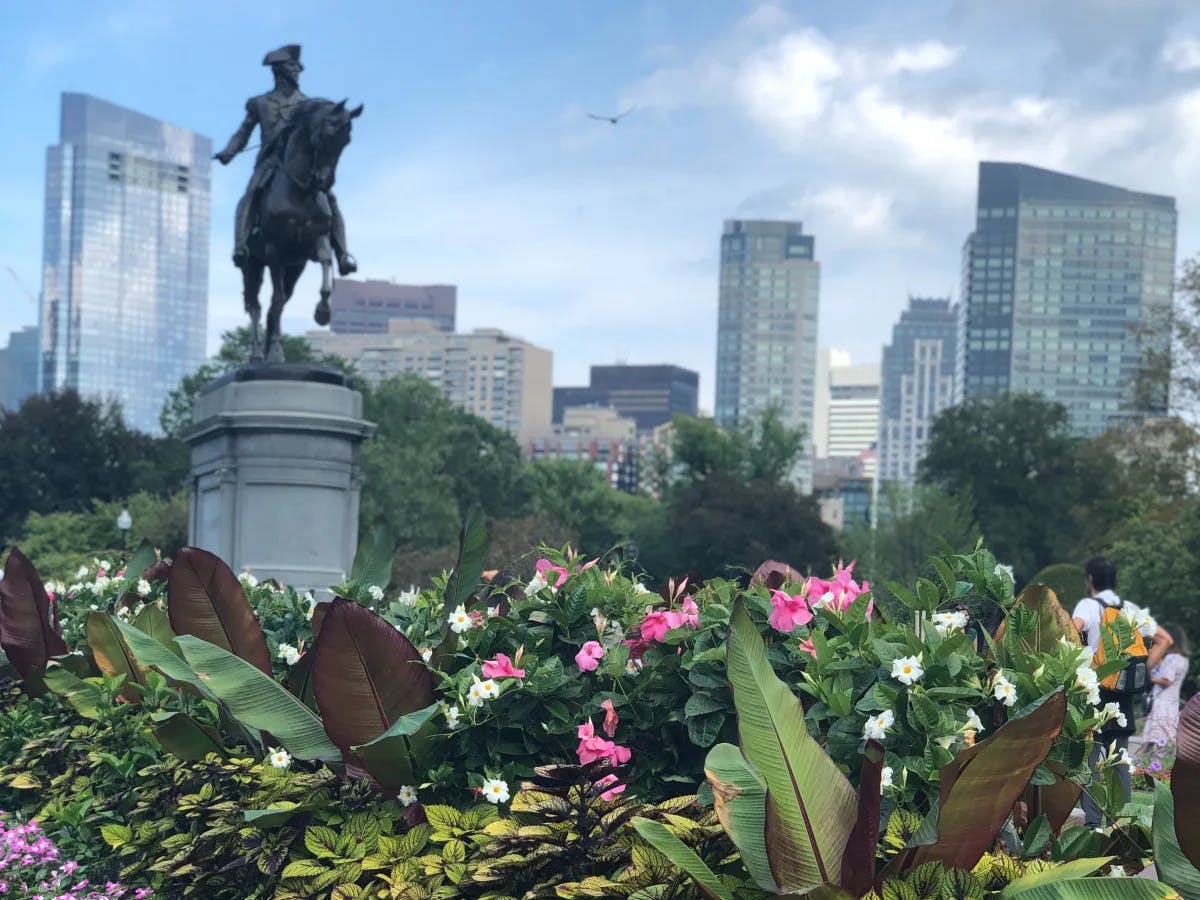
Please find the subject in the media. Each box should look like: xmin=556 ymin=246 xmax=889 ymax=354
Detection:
xmin=117 ymin=509 xmax=132 ymax=550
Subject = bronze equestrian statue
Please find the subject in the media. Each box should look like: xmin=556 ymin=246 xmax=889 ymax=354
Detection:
xmin=214 ymin=44 xmax=362 ymax=362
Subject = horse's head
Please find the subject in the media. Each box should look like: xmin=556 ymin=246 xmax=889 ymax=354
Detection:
xmin=306 ymin=99 xmax=363 ymax=191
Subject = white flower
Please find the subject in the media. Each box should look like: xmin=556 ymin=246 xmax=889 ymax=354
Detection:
xmin=303 ymin=592 xmax=317 ymax=620
xmin=891 ymin=655 xmax=924 ymax=686
xmin=479 ymin=678 xmax=500 ymax=699
xmin=1076 ymin=665 xmax=1101 ymax=705
xmin=89 ymin=604 xmax=98 ymax=611
xmin=936 ymin=735 xmax=957 ymax=750
xmin=1109 ymin=866 xmax=1126 ymax=878
xmin=115 ymin=606 xmax=130 ymax=620
xmin=98 ymin=559 xmax=112 ymax=573
xmin=268 ymin=747 xmax=292 ymax=769
xmin=136 ymin=578 xmax=151 ymax=597
xmin=487 ymin=606 xmax=500 ymax=617
xmin=964 ymin=709 xmax=984 ymax=734
xmin=994 ymin=563 xmax=1014 ymax=582
xmin=94 ymin=575 xmax=111 ymax=592
xmin=863 ymin=709 xmax=895 ymax=742
xmin=881 ymin=766 xmax=893 ymax=792
xmin=932 ymin=611 xmax=968 ymax=637
xmin=76 ymin=565 xmax=90 ymax=579
xmin=624 ymin=657 xmax=644 ymax=676
xmin=397 ymin=785 xmax=418 ymax=807
xmin=1099 ymin=702 xmax=1128 ymax=729
xmin=633 ymin=583 xmax=651 ymax=595
xmin=277 ymin=643 xmax=301 ymax=666
xmin=419 ymin=647 xmax=433 ymax=664
xmin=368 ymin=585 xmax=385 ymax=602
xmin=239 ymin=571 xmax=259 ymax=588
xmin=444 ymin=705 xmax=461 ymax=729
xmin=1112 ymin=747 xmax=1132 ymax=768
xmin=482 ymin=778 xmax=510 ymax=804
xmin=133 ymin=602 xmax=145 ymax=616
xmin=396 ymin=586 xmax=419 ymax=606
xmin=448 ymin=605 xmax=471 ymax=634
xmin=524 ymin=571 xmax=550 ymax=597
xmin=993 ymin=673 xmax=1017 ymax=707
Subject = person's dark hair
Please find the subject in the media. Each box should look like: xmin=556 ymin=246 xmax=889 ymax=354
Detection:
xmin=1165 ymin=624 xmax=1191 ymax=657
xmin=1085 ymin=556 xmax=1117 ymax=593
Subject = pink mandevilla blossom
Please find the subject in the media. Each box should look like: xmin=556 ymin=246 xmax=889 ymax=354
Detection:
xmin=639 ymin=598 xmax=702 ymax=642
xmin=798 ymin=637 xmax=817 ymax=658
xmin=639 ymin=610 xmax=673 ymax=642
xmin=601 ymin=699 xmax=619 ymax=737
xmin=576 ymin=719 xmax=633 ymax=766
xmin=481 ymin=653 xmax=526 ymax=679
xmin=575 ymin=641 xmax=605 ymax=672
xmin=768 ymin=589 xmax=814 ymax=633
xmin=534 ymin=559 xmax=570 ymax=589
xmin=596 ymin=773 xmax=626 ymax=800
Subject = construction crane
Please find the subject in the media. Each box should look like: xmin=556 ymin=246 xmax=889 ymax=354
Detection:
xmin=5 ymin=267 xmax=38 ymax=307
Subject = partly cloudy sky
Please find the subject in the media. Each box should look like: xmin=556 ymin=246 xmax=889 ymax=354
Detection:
xmin=3 ymin=0 xmax=1200 ymax=411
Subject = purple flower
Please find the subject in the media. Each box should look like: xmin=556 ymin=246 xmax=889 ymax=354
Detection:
xmin=1150 ymin=760 xmax=1163 ymax=772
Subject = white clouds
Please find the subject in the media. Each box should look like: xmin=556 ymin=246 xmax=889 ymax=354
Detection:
xmin=1162 ymin=36 xmax=1200 ymax=72
xmin=735 ymin=29 xmax=842 ymax=133
xmin=885 ymin=40 xmax=962 ymax=74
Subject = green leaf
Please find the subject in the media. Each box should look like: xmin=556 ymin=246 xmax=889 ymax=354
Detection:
xmin=351 ymin=702 xmax=440 ymax=786
xmin=101 ymin=823 xmax=132 ymax=848
xmin=113 ymin=617 xmax=213 ymax=698
xmin=631 ymin=818 xmax=733 ymax=900
xmin=1002 ymin=878 xmax=1181 ymax=900
xmin=126 ymin=540 xmax=158 ymax=584
xmin=86 ymin=611 xmax=146 ymax=702
xmin=444 ymin=506 xmax=488 ymax=610
xmin=304 ymin=824 xmax=341 ymax=859
xmin=131 ymin=605 xmax=181 ymax=655
xmin=995 ymin=584 xmax=1080 ymax=660
xmin=351 ymin=525 xmax=394 ymax=592
xmin=704 ymin=742 xmax=775 ymax=891
xmin=725 ymin=599 xmax=857 ymax=893
xmin=1004 ymin=858 xmax=1111 ymax=892
xmin=1153 ymin=780 xmax=1200 ymax=900
xmin=244 ymin=803 xmax=318 ymax=828
xmin=1021 ymin=816 xmax=1052 ymax=859
xmin=688 ymin=711 xmax=726 ymax=747
xmin=176 ymin=634 xmax=340 ymax=762
xmin=151 ymin=711 xmax=228 ymax=761
xmin=685 ymin=692 xmax=726 ymax=717
xmin=1173 ymin=694 xmax=1200 ymax=869
xmin=42 ymin=664 xmax=104 ymax=719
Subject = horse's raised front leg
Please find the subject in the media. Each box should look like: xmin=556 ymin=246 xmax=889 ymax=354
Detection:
xmin=243 ymin=261 xmax=266 ymax=363
xmin=265 ymin=264 xmax=287 ymax=364
xmin=314 ymin=234 xmax=333 ymax=326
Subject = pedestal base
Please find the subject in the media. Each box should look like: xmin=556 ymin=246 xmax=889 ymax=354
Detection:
xmin=183 ymin=365 xmax=376 ymax=594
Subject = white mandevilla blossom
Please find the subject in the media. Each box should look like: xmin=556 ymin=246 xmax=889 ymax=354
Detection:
xmin=964 ymin=709 xmax=984 ymax=734
xmin=268 ymin=747 xmax=292 ymax=769
xmin=277 ymin=643 xmax=301 ymax=667
xmin=625 ymin=657 xmax=644 ymax=676
xmin=240 ymin=571 xmax=259 ymax=588
xmin=444 ymin=705 xmax=461 ymax=729
xmin=136 ymin=578 xmax=152 ymax=598
xmin=931 ymin=611 xmax=968 ymax=637
xmin=1109 ymin=866 xmax=1126 ymax=878
xmin=395 ymin=586 xmax=419 ymax=606
xmin=993 ymin=673 xmax=1017 ymax=707
xmin=994 ymin=563 xmax=1014 ymax=581
xmin=76 ymin=565 xmax=90 ymax=579
xmin=482 ymin=778 xmax=511 ymax=804
xmin=479 ymin=678 xmax=500 ymax=699
xmin=448 ymin=605 xmax=471 ymax=634
xmin=115 ymin=605 xmax=130 ymax=620
xmin=1100 ymin=701 xmax=1128 ymax=729
xmin=863 ymin=709 xmax=895 ymax=742
xmin=1075 ymin=665 xmax=1101 ymax=706
xmin=633 ymin=583 xmax=651 ymax=595
xmin=880 ymin=766 xmax=893 ymax=792
xmin=524 ymin=571 xmax=550 ymax=597
xmin=397 ymin=785 xmax=418 ymax=807
xmin=303 ymin=592 xmax=317 ymax=621
xmin=94 ymin=575 xmax=111 ymax=593
xmin=368 ymin=585 xmax=385 ymax=602
xmin=1112 ymin=747 xmax=1132 ymax=768
xmin=420 ymin=647 xmax=433 ymax=664
xmin=891 ymin=655 xmax=924 ymax=686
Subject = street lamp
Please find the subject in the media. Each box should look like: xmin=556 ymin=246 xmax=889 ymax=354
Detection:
xmin=117 ymin=509 xmax=132 ymax=550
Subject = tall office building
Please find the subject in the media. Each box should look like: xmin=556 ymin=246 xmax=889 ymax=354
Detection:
xmin=813 ymin=348 xmax=879 ymax=477
xmin=329 ymin=279 xmax=456 ymax=334
xmin=715 ymin=220 xmax=820 ymax=492
xmin=553 ymin=364 xmax=699 ymax=432
xmin=39 ymin=93 xmax=211 ymax=434
xmin=878 ymin=297 xmax=958 ymax=483
xmin=958 ymin=162 xmax=1176 ymax=435
xmin=306 ymin=323 xmax=552 ymax=441
xmin=1 ymin=326 xmax=40 ymax=411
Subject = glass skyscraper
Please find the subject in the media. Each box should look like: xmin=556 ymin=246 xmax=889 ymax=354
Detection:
xmin=958 ymin=162 xmax=1176 ymax=436
xmin=877 ymin=297 xmax=958 ymax=483
xmin=715 ymin=220 xmax=820 ymax=492
xmin=40 ymin=93 xmax=211 ymax=434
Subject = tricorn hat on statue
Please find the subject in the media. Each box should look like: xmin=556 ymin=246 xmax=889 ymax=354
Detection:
xmin=262 ymin=44 xmax=303 ymax=69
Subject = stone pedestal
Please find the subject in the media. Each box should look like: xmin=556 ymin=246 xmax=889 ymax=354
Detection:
xmin=184 ymin=365 xmax=376 ymax=594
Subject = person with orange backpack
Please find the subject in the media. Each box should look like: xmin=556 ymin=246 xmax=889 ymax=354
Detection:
xmin=1071 ymin=556 xmax=1170 ymax=829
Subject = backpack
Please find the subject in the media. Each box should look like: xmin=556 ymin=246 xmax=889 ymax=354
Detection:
xmin=1090 ymin=596 xmax=1150 ymax=695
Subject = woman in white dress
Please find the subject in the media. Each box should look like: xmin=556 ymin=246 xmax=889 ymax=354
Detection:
xmin=1136 ymin=624 xmax=1191 ymax=768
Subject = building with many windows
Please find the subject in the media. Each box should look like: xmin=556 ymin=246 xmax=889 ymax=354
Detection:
xmin=305 ymin=323 xmax=552 ymax=441
xmin=715 ymin=219 xmax=820 ymax=492
xmin=328 ymin=279 xmax=456 ymax=334
xmin=39 ymin=93 xmax=210 ymax=434
xmin=1 ymin=326 xmax=40 ymax=411
xmin=877 ymin=298 xmax=958 ymax=483
xmin=553 ymin=363 xmax=698 ymax=432
xmin=957 ymin=162 xmax=1176 ymax=436
xmin=813 ymin=349 xmax=879 ymax=478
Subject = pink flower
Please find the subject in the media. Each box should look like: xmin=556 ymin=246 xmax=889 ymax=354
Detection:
xmin=640 ymin=610 xmax=673 ymax=642
xmin=768 ymin=589 xmax=813 ymax=633
xmin=575 ymin=640 xmax=605 ymax=672
xmin=576 ymin=719 xmax=633 ymax=766
xmin=578 ymin=719 xmax=595 ymax=741
xmin=623 ymin=638 xmax=649 ymax=660
xmin=679 ymin=597 xmax=701 ymax=629
xmin=601 ymin=698 xmax=619 ymax=737
xmin=535 ymin=559 xmax=570 ymax=589
xmin=596 ymin=773 xmax=626 ymax=801
xmin=798 ymin=637 xmax=816 ymax=658
xmin=481 ymin=653 xmax=525 ymax=680
xmin=469 ymin=610 xmax=485 ymax=628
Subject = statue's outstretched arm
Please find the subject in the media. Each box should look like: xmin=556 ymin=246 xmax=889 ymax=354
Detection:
xmin=215 ymin=101 xmax=259 ymax=165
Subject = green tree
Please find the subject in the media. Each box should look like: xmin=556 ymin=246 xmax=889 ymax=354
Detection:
xmin=526 ymin=459 xmax=654 ymax=556
xmin=919 ymin=393 xmax=1089 ymax=581
xmin=668 ymin=406 xmax=804 ymax=486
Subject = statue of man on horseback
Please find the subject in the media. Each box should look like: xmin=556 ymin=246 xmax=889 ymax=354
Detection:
xmin=214 ymin=44 xmax=362 ymax=362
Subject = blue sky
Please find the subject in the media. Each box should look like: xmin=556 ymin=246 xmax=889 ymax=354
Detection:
xmin=4 ymin=0 xmax=1200 ymax=410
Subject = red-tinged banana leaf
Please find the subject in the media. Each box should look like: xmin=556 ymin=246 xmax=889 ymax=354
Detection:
xmin=87 ymin=611 xmax=147 ymax=702
xmin=312 ymin=598 xmax=436 ymax=789
xmin=141 ymin=559 xmax=171 ymax=584
xmin=994 ymin=584 xmax=1080 ymax=657
xmin=310 ymin=602 xmax=327 ymax=641
xmin=167 ymin=547 xmax=271 ymax=676
xmin=725 ymin=599 xmax=857 ymax=894
xmin=842 ymin=740 xmax=885 ymax=897
xmin=0 ymin=548 xmax=68 ymax=686
xmin=909 ymin=689 xmax=1067 ymax=872
xmin=1172 ymin=693 xmax=1200 ymax=869
xmin=1027 ymin=759 xmax=1083 ymax=835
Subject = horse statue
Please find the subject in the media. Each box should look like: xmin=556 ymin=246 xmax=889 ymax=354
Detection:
xmin=240 ymin=98 xmax=363 ymax=363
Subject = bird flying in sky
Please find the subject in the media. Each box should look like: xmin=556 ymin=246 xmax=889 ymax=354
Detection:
xmin=587 ymin=107 xmax=634 ymax=124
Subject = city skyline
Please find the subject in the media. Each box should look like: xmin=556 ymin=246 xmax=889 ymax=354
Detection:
xmin=3 ymin=2 xmax=1200 ymax=413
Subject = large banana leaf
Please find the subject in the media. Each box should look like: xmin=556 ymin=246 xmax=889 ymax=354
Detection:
xmin=444 ymin=506 xmax=488 ymax=610
xmin=1173 ymin=694 xmax=1200 ymax=869
xmin=842 ymin=740 xmax=885 ymax=897
xmin=131 ymin=605 xmax=182 ymax=656
xmin=352 ymin=702 xmax=441 ymax=787
xmin=126 ymin=540 xmax=158 ymax=585
xmin=312 ymin=599 xmax=436 ymax=787
xmin=704 ymin=741 xmax=775 ymax=891
xmin=151 ymin=711 xmax=228 ymax=761
xmin=167 ymin=547 xmax=271 ymax=675
xmin=1153 ymin=780 xmax=1200 ymax=900
xmin=995 ymin=584 xmax=1080 ymax=656
xmin=1002 ymin=878 xmax=1182 ymax=900
xmin=42 ymin=664 xmax=103 ymax=719
xmin=113 ymin=617 xmax=213 ymax=699
xmin=87 ymin=611 xmax=147 ymax=702
xmin=725 ymin=599 xmax=857 ymax=893
xmin=632 ymin=818 xmax=733 ymax=900
xmin=909 ymin=690 xmax=1067 ymax=872
xmin=176 ymin=634 xmax=340 ymax=762
xmin=0 ymin=548 xmax=68 ymax=685
xmin=350 ymin=525 xmax=394 ymax=593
